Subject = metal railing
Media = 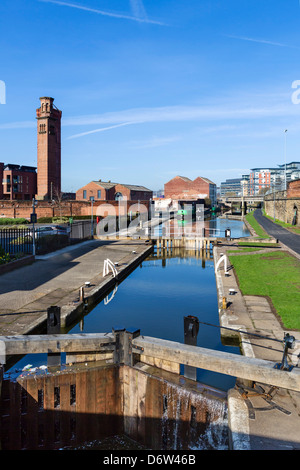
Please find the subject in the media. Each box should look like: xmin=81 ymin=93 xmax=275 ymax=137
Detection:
xmin=0 ymin=228 xmax=33 ymax=255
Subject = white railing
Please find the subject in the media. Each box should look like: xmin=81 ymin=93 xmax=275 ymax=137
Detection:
xmin=103 ymin=258 xmax=118 ymax=278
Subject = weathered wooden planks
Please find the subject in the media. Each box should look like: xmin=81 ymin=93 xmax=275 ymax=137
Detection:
xmin=133 ymin=336 xmax=300 ymax=392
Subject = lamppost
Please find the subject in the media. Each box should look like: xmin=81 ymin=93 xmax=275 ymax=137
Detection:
xmin=90 ymin=196 xmax=94 ymax=237
xmin=284 ymin=129 xmax=288 ymax=191
xmin=31 ymin=198 xmax=38 ymax=256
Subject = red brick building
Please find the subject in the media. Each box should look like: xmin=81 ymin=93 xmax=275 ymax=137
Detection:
xmin=164 ymin=175 xmax=217 ymax=206
xmin=76 ymin=180 xmax=153 ymax=202
xmin=0 ymin=97 xmax=62 ymax=202
xmin=36 ymin=97 xmax=62 ymax=200
xmin=0 ymin=163 xmax=37 ymax=200
xmin=287 ymin=178 xmax=300 ymax=198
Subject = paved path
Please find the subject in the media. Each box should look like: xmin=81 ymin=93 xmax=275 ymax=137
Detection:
xmin=0 ymin=239 xmax=152 ymax=336
xmin=217 ymin=208 xmax=300 ymax=450
xmin=254 ymin=209 xmax=300 ymax=255
xmin=214 ymin=243 xmax=300 ymax=450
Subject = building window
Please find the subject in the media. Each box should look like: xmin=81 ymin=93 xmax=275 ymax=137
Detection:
xmin=97 ymin=190 xmax=101 ymax=199
xmin=115 ymin=192 xmax=123 ymax=201
xmin=83 ymin=190 xmax=87 ymax=199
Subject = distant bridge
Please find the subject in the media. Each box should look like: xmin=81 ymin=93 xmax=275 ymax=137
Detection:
xmin=219 ymin=195 xmax=264 ymax=205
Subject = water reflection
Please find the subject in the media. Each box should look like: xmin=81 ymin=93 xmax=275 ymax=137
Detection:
xmin=7 ymin=216 xmax=250 ymax=391
xmin=154 ymin=214 xmax=250 ymax=239
xmin=68 ymin=246 xmax=239 ymax=391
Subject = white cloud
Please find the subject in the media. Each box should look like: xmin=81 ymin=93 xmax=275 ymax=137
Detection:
xmin=63 ymin=100 xmax=299 ymax=134
xmin=128 ymin=135 xmax=181 ymax=149
xmin=224 ymin=34 xmax=300 ymax=50
xmin=129 ymin=0 xmax=147 ymax=21
xmin=1 ymin=94 xmax=300 ymax=137
xmin=67 ymin=122 xmax=137 ymax=139
xmin=38 ymin=0 xmax=167 ymax=25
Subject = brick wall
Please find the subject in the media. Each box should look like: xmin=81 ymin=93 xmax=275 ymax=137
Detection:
xmin=0 ymin=163 xmax=4 ymax=198
xmin=287 ymin=179 xmax=300 ymax=198
xmin=0 ymin=199 xmax=150 ymax=220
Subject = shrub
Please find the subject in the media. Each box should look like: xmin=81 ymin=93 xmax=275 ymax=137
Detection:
xmin=37 ymin=217 xmax=53 ymax=223
xmin=0 ymin=218 xmax=28 ymax=225
xmin=52 ymin=216 xmax=69 ymax=223
xmin=0 ymin=245 xmax=10 ymax=264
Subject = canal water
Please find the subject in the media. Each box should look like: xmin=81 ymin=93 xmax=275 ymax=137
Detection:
xmin=6 ymin=215 xmax=250 ymax=392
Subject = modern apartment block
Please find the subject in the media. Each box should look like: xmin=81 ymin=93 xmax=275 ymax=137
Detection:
xmin=220 ymin=178 xmax=242 ymax=196
xmin=243 ymin=162 xmax=300 ymax=195
xmin=0 ymin=163 xmax=37 ymax=200
xmin=249 ymin=168 xmax=273 ymax=195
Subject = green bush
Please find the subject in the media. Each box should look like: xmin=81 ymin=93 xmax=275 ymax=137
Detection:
xmin=37 ymin=217 xmax=53 ymax=223
xmin=0 ymin=245 xmax=10 ymax=264
xmin=52 ymin=216 xmax=69 ymax=223
xmin=0 ymin=218 xmax=28 ymax=225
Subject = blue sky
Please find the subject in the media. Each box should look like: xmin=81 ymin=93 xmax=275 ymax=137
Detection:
xmin=0 ymin=0 xmax=300 ymax=192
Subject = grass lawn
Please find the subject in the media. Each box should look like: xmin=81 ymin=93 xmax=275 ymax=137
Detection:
xmin=228 ymin=250 xmax=300 ymax=330
xmin=227 ymin=247 xmax=265 ymax=254
xmin=245 ymin=211 xmax=270 ymax=239
xmin=238 ymin=241 xmax=279 ymax=248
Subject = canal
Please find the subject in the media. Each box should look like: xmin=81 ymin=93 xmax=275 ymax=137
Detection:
xmin=7 ymin=215 xmax=250 ymax=392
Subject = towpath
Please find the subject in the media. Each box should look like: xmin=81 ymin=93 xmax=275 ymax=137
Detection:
xmin=0 ymin=238 xmax=153 ymax=336
xmin=215 ymin=211 xmax=300 ymax=450
xmin=254 ymin=209 xmax=300 ymax=256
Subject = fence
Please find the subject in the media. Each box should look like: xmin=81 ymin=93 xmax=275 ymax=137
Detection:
xmin=0 ymin=222 xmax=94 ymax=258
xmin=70 ymin=220 xmax=93 ymax=242
xmin=0 ymin=228 xmax=33 ymax=255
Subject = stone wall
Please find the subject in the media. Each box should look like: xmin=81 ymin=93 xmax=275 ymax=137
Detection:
xmin=264 ymin=188 xmax=300 ymax=226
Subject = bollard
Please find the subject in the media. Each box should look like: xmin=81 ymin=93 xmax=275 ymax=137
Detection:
xmin=184 ymin=316 xmax=199 ymax=381
xmin=79 ymin=286 xmax=85 ymax=302
xmin=47 ymin=306 xmax=61 ymax=368
xmin=112 ymin=326 xmax=140 ymax=366
xmin=47 ymin=306 xmax=61 ymax=334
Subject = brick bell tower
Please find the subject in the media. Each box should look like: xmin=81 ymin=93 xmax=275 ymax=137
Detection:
xmin=36 ymin=97 xmax=62 ymax=200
